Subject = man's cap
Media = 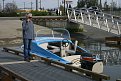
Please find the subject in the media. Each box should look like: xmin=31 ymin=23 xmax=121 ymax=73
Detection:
xmin=26 ymin=13 xmax=32 ymax=17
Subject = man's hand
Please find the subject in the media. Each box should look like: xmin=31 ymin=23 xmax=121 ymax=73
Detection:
xmin=27 ymin=19 xmax=30 ymax=22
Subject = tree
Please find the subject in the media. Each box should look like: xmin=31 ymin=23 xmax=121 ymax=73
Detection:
xmin=77 ymin=0 xmax=98 ymax=8
xmin=87 ymin=0 xmax=98 ymax=7
xmin=110 ymin=1 xmax=117 ymax=11
xmin=77 ymin=0 xmax=85 ymax=8
xmin=4 ymin=3 xmax=18 ymax=13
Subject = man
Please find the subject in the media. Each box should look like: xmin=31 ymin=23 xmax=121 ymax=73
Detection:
xmin=22 ymin=13 xmax=34 ymax=62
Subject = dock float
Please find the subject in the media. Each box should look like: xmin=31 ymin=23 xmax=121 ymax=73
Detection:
xmin=0 ymin=47 xmax=110 ymax=81
xmin=105 ymin=37 xmax=121 ymax=45
xmin=105 ymin=43 xmax=121 ymax=48
xmin=117 ymin=79 xmax=121 ymax=81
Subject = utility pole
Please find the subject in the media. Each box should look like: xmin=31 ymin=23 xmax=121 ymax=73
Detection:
xmin=95 ymin=0 xmax=98 ymax=6
xmin=39 ymin=0 xmax=41 ymax=10
xmin=31 ymin=2 xmax=33 ymax=10
xmin=64 ymin=0 xmax=65 ymax=15
xmin=24 ymin=2 xmax=25 ymax=10
xmin=12 ymin=0 xmax=14 ymax=3
xmin=111 ymin=0 xmax=113 ymax=14
xmin=105 ymin=0 xmax=107 ymax=4
xmin=2 ymin=0 xmax=5 ymax=12
xmin=100 ymin=0 xmax=102 ymax=9
xmin=36 ymin=0 xmax=38 ymax=11
xmin=58 ymin=0 xmax=59 ymax=9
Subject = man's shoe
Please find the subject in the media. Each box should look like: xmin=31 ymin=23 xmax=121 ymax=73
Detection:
xmin=24 ymin=58 xmax=30 ymax=62
xmin=29 ymin=56 xmax=34 ymax=60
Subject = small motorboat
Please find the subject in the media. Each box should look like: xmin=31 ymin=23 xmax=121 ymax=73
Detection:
xmin=28 ymin=28 xmax=103 ymax=73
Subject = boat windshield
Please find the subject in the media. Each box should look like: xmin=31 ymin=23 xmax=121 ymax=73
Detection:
xmin=35 ymin=28 xmax=71 ymax=40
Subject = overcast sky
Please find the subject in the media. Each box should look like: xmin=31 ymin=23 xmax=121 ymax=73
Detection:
xmin=0 ymin=0 xmax=121 ymax=9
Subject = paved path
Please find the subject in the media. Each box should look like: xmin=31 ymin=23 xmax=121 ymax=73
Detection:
xmin=0 ymin=19 xmax=53 ymax=46
xmin=0 ymin=20 xmax=22 ymax=38
xmin=0 ymin=20 xmax=49 ymax=39
xmin=80 ymin=24 xmax=117 ymax=40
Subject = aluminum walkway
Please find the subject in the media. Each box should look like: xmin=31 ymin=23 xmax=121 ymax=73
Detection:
xmin=67 ymin=8 xmax=121 ymax=35
xmin=0 ymin=48 xmax=94 ymax=81
xmin=0 ymin=47 xmax=110 ymax=81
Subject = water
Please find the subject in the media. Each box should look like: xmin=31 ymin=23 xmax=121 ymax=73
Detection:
xmin=78 ymin=40 xmax=121 ymax=66
xmin=76 ymin=39 xmax=121 ymax=81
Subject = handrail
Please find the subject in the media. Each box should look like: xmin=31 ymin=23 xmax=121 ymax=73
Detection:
xmin=67 ymin=8 xmax=121 ymax=35
xmin=68 ymin=8 xmax=121 ymax=19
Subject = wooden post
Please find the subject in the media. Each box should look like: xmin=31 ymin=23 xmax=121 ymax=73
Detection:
xmin=41 ymin=57 xmax=51 ymax=65
xmin=1 ymin=73 xmax=13 ymax=81
xmin=3 ymin=48 xmax=8 ymax=52
xmin=92 ymin=76 xmax=102 ymax=81
xmin=9 ymin=74 xmax=16 ymax=81
xmin=15 ymin=52 xmax=19 ymax=55
xmin=117 ymin=41 xmax=120 ymax=45
xmin=0 ymin=70 xmax=2 ymax=80
xmin=65 ymin=65 xmax=72 ymax=72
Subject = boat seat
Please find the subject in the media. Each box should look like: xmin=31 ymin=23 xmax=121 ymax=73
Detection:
xmin=66 ymin=40 xmax=78 ymax=55
xmin=47 ymin=45 xmax=59 ymax=49
xmin=66 ymin=50 xmax=76 ymax=54
xmin=49 ymin=48 xmax=60 ymax=53
xmin=47 ymin=45 xmax=60 ymax=53
xmin=39 ymin=43 xmax=48 ymax=50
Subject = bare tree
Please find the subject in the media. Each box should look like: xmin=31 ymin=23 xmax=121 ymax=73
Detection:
xmin=4 ymin=3 xmax=18 ymax=13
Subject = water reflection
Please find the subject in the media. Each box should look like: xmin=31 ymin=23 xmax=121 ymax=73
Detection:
xmin=77 ymin=40 xmax=121 ymax=65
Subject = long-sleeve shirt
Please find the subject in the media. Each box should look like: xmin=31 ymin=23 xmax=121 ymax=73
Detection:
xmin=22 ymin=20 xmax=34 ymax=39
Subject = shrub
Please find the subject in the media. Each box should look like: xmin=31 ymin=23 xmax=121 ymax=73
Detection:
xmin=0 ymin=12 xmax=19 ymax=17
xmin=31 ymin=10 xmax=49 ymax=16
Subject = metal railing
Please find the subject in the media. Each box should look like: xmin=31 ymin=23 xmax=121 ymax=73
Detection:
xmin=67 ymin=8 xmax=121 ymax=35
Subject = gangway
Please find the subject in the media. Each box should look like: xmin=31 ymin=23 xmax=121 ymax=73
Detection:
xmin=0 ymin=47 xmax=110 ymax=81
xmin=67 ymin=8 xmax=121 ymax=35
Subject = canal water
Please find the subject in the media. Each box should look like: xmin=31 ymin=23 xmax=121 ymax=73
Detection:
xmin=72 ymin=36 xmax=121 ymax=81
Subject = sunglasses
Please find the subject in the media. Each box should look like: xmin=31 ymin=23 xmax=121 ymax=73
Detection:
xmin=29 ymin=17 xmax=32 ymax=18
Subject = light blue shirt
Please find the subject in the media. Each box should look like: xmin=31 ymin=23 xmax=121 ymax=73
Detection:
xmin=22 ymin=20 xmax=34 ymax=39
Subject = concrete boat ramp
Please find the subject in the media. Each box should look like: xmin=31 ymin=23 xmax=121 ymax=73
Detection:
xmin=0 ymin=47 xmax=110 ymax=81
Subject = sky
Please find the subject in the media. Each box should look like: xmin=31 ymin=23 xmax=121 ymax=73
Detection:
xmin=0 ymin=0 xmax=121 ymax=9
xmin=0 ymin=0 xmax=78 ymax=9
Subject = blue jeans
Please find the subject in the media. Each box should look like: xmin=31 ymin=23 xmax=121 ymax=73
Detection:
xmin=23 ymin=39 xmax=32 ymax=59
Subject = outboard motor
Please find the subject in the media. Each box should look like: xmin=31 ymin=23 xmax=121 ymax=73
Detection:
xmin=80 ymin=52 xmax=103 ymax=73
